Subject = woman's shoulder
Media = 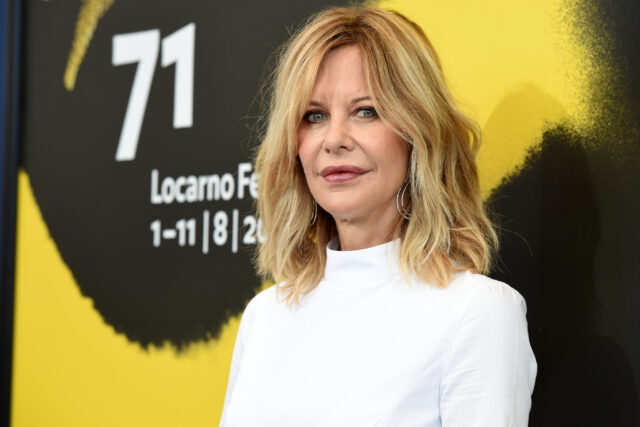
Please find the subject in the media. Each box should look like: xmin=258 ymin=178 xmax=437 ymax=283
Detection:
xmin=244 ymin=283 xmax=279 ymax=311
xmin=447 ymin=270 xmax=528 ymax=315
xmin=242 ymin=281 xmax=292 ymax=316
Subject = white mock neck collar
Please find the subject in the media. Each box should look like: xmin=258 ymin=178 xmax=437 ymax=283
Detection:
xmin=324 ymin=237 xmax=402 ymax=286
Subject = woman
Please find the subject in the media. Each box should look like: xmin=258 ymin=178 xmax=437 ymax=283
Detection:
xmin=221 ymin=6 xmax=537 ymax=426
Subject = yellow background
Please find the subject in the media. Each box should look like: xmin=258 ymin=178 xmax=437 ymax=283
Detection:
xmin=10 ymin=0 xmax=589 ymax=425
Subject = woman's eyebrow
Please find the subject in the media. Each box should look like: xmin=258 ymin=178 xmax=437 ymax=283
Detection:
xmin=351 ymin=96 xmax=371 ymax=104
xmin=308 ymin=96 xmax=372 ymax=107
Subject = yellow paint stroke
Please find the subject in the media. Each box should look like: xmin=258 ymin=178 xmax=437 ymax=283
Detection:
xmin=478 ymin=84 xmax=567 ymax=193
xmin=379 ymin=0 xmax=590 ymax=195
xmin=10 ymin=169 xmax=269 ymax=426
xmin=63 ymin=0 xmax=115 ymax=91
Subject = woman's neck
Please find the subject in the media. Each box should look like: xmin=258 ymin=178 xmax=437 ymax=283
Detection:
xmin=334 ymin=218 xmax=396 ymax=251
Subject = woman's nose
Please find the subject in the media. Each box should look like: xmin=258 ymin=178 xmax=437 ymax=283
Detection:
xmin=323 ymin=117 xmax=354 ymax=153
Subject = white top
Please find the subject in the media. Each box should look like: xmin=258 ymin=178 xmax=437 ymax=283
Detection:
xmin=220 ymin=239 xmax=537 ymax=426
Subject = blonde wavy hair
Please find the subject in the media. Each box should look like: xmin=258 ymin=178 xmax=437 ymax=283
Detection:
xmin=255 ymin=5 xmax=497 ymax=304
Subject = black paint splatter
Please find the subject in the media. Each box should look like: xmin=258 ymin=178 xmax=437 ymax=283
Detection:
xmin=21 ymin=0 xmax=349 ymax=350
xmin=488 ymin=0 xmax=640 ymax=424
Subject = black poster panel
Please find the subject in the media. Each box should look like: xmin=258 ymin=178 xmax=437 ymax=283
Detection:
xmin=21 ymin=0 xmax=348 ymax=350
xmin=489 ymin=0 xmax=640 ymax=424
xmin=1 ymin=0 xmax=21 ymax=425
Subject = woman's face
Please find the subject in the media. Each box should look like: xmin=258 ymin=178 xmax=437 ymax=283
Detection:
xmin=297 ymin=45 xmax=409 ymax=228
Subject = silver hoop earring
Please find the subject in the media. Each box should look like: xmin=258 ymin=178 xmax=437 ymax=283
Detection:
xmin=310 ymin=199 xmax=318 ymax=226
xmin=396 ymin=181 xmax=411 ymax=220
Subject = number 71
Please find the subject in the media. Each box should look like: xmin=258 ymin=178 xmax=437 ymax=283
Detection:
xmin=112 ymin=23 xmax=195 ymax=161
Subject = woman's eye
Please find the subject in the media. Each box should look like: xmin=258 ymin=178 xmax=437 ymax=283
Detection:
xmin=356 ymin=107 xmax=377 ymax=118
xmin=305 ymin=111 xmax=326 ymax=123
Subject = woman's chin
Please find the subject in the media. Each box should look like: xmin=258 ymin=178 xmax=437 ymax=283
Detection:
xmin=322 ymin=208 xmax=360 ymax=223
xmin=323 ymin=207 xmax=375 ymax=224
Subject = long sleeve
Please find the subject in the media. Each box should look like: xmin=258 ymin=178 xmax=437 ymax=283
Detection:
xmin=439 ymin=281 xmax=537 ymax=426
xmin=219 ymin=297 xmax=257 ymax=427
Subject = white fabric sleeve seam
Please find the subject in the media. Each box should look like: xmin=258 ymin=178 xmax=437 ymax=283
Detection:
xmin=438 ymin=276 xmax=479 ymax=399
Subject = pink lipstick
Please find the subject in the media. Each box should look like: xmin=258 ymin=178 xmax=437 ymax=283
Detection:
xmin=320 ymin=165 xmax=367 ymax=183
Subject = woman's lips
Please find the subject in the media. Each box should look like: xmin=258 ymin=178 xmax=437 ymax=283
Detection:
xmin=320 ymin=165 xmax=367 ymax=183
